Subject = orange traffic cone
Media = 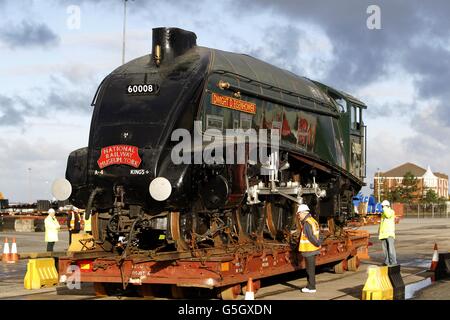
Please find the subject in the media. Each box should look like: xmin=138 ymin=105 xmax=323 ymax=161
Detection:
xmin=9 ymin=238 xmax=19 ymax=263
xmin=430 ymin=243 xmax=439 ymax=271
xmin=2 ymin=238 xmax=11 ymax=263
xmin=244 ymin=277 xmax=255 ymax=300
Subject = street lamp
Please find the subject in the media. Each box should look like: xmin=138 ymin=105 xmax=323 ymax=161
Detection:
xmin=28 ymin=167 xmax=32 ymax=204
xmin=377 ymin=167 xmax=381 ymax=202
xmin=122 ymin=0 xmax=134 ymax=65
xmin=45 ymin=180 xmax=50 ymax=200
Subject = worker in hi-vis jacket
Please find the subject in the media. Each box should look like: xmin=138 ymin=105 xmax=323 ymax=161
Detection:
xmin=379 ymin=200 xmax=397 ymax=266
xmin=44 ymin=208 xmax=60 ymax=252
xmin=297 ymin=204 xmax=322 ymax=293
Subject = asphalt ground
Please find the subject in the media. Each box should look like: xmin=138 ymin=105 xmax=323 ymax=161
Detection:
xmin=0 ymin=230 xmax=70 ymax=254
xmin=0 ymin=217 xmax=449 ymax=300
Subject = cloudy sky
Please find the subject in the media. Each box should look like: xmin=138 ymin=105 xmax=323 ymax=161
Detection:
xmin=0 ymin=0 xmax=449 ymax=202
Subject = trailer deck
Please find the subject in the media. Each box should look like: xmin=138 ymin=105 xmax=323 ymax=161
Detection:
xmin=58 ymin=229 xmax=369 ymax=299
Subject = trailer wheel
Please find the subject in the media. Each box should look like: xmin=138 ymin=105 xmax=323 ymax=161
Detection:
xmin=93 ymin=282 xmax=129 ymax=296
xmin=93 ymin=282 xmax=121 ymax=296
xmin=137 ymin=284 xmax=154 ymax=298
xmin=266 ymin=201 xmax=292 ymax=240
xmin=347 ymin=256 xmax=360 ymax=271
xmin=220 ymin=284 xmax=241 ymax=300
xmin=93 ymin=282 xmax=108 ymax=296
xmin=333 ymin=259 xmax=347 ymax=274
xmin=171 ymin=285 xmax=185 ymax=299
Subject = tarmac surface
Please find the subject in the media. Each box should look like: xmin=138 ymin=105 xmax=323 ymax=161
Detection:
xmin=0 ymin=217 xmax=449 ymax=300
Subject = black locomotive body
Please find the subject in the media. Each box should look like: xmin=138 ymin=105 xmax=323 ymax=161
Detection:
xmin=59 ymin=28 xmax=367 ymax=253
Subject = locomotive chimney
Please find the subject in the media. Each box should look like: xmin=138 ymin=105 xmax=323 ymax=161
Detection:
xmin=152 ymin=27 xmax=197 ymax=67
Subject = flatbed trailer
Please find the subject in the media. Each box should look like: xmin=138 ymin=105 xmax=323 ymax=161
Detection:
xmin=58 ymin=229 xmax=369 ymax=299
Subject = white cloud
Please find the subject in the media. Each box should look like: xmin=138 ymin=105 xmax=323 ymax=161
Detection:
xmin=1 ymin=0 xmax=450 ymax=202
xmin=356 ymin=69 xmax=416 ymax=109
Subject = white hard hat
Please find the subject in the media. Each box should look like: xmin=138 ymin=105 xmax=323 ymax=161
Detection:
xmin=297 ymin=204 xmax=310 ymax=213
xmin=381 ymin=200 xmax=390 ymax=207
xmin=48 ymin=208 xmax=56 ymax=214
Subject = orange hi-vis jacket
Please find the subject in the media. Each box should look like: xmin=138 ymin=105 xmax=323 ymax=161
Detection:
xmin=299 ymin=216 xmax=321 ymax=252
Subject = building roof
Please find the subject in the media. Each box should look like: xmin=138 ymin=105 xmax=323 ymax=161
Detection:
xmin=435 ymin=172 xmax=449 ymax=179
xmin=381 ymin=162 xmax=448 ymax=180
xmin=381 ymin=162 xmax=426 ymax=177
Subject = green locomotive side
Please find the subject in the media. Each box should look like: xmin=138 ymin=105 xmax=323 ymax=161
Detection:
xmin=197 ymin=48 xmax=367 ymax=186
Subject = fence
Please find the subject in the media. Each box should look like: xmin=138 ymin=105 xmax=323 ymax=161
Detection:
xmin=402 ymin=203 xmax=450 ymax=218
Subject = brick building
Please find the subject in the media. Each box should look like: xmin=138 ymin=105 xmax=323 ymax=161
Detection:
xmin=374 ymin=162 xmax=449 ymax=202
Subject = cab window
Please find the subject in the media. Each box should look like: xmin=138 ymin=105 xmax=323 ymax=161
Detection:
xmin=351 ymin=104 xmax=362 ymax=131
xmin=335 ymin=98 xmax=347 ymax=113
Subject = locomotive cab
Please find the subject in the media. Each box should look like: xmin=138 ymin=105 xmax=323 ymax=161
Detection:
xmin=312 ymin=82 xmax=367 ymax=182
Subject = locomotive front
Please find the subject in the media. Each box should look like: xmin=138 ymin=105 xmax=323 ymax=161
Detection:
xmin=71 ymin=29 xmax=204 ymax=203
xmin=52 ymin=28 xmax=214 ymax=250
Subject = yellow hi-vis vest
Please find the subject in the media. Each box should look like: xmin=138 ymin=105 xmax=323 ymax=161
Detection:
xmin=84 ymin=211 xmax=92 ymax=232
xmin=69 ymin=212 xmax=75 ymax=230
xmin=299 ymin=216 xmax=321 ymax=252
xmin=379 ymin=207 xmax=395 ymax=240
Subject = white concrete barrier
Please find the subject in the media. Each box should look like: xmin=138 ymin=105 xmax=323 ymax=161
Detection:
xmin=14 ymin=219 xmax=35 ymax=232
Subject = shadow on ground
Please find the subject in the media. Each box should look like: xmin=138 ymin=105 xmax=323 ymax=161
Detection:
xmin=56 ymin=283 xmax=96 ymax=296
xmin=336 ymin=284 xmax=364 ymax=299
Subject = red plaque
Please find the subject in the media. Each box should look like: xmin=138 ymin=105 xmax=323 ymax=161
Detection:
xmin=211 ymin=93 xmax=256 ymax=114
xmin=97 ymin=145 xmax=141 ymax=169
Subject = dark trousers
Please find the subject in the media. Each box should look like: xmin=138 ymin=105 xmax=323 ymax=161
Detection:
xmin=381 ymin=237 xmax=397 ymax=266
xmin=69 ymin=231 xmax=80 ymax=245
xmin=46 ymin=242 xmax=55 ymax=252
xmin=304 ymin=255 xmax=316 ymax=289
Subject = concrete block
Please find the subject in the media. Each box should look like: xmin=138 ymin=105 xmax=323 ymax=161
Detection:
xmin=14 ymin=219 xmax=36 ymax=232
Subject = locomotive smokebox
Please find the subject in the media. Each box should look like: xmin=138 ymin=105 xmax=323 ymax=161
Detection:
xmin=152 ymin=27 xmax=197 ymax=66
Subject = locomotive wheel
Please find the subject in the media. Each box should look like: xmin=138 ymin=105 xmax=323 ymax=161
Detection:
xmin=265 ymin=200 xmax=293 ymax=240
xmin=169 ymin=212 xmax=189 ymax=251
xmin=96 ymin=213 xmax=112 ymax=245
xmin=266 ymin=202 xmax=277 ymax=238
xmin=333 ymin=259 xmax=348 ymax=274
xmin=236 ymin=204 xmax=261 ymax=239
xmin=347 ymin=255 xmax=360 ymax=271
xmin=91 ymin=212 xmax=99 ymax=240
xmin=233 ymin=208 xmax=250 ymax=243
xmin=220 ymin=284 xmax=241 ymax=300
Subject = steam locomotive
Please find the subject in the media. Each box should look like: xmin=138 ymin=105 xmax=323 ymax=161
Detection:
xmin=52 ymin=27 xmax=367 ymax=254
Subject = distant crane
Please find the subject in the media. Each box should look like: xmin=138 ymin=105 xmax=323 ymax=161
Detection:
xmin=28 ymin=167 xmax=32 ymax=204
